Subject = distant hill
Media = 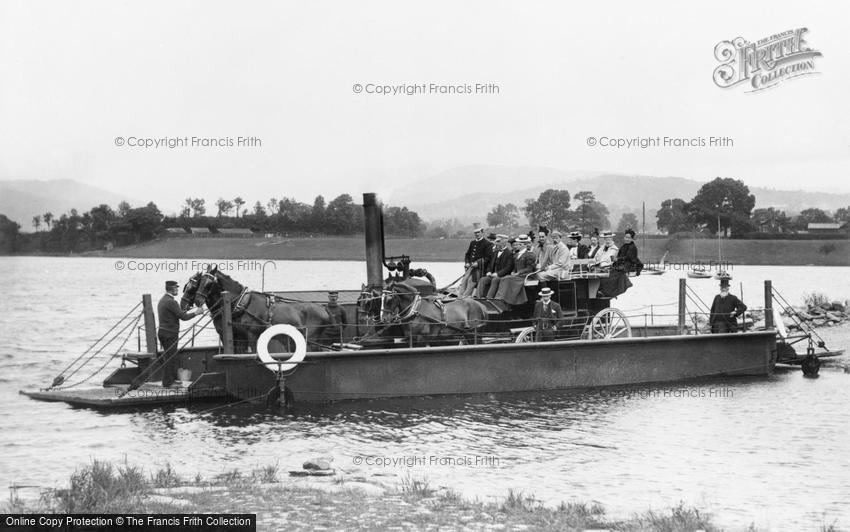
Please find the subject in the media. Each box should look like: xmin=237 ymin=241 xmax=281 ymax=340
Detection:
xmin=398 ymin=166 xmax=850 ymax=228
xmin=0 ymin=179 xmax=141 ymax=227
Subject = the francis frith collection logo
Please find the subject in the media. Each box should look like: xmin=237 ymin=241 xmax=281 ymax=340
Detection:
xmin=713 ymin=28 xmax=822 ymax=92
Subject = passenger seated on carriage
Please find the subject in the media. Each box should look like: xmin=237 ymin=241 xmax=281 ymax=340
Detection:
xmin=494 ymin=234 xmax=537 ymax=305
xmin=475 ymin=235 xmax=515 ymax=298
xmin=537 ymin=231 xmax=570 ymax=282
xmin=597 ymin=229 xmax=642 ymax=298
xmin=594 ymin=230 xmax=619 ymax=270
xmin=574 ymin=232 xmax=590 ymax=259
xmin=587 ymin=234 xmax=601 ymax=260
xmin=613 ymin=228 xmax=643 ymax=275
xmin=535 ymin=226 xmax=552 ymax=268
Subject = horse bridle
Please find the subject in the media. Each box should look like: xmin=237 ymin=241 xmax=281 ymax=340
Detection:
xmin=195 ymin=272 xmax=275 ymax=329
xmin=380 ymin=288 xmax=421 ymax=323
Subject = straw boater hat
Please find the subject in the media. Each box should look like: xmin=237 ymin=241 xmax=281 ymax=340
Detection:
xmin=539 ymin=287 xmax=554 ymax=297
xmin=496 ymin=234 xmax=509 ymax=240
xmin=516 ymin=234 xmax=531 ymax=244
xmin=568 ymin=231 xmax=582 ymax=240
xmin=601 ymin=230 xmax=614 ymax=238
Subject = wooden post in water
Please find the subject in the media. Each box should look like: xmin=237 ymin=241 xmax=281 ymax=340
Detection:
xmin=142 ymin=294 xmax=158 ymax=354
xmin=678 ymin=278 xmax=687 ymax=334
xmin=764 ymin=280 xmax=774 ymax=329
xmin=221 ymin=291 xmax=234 ymax=354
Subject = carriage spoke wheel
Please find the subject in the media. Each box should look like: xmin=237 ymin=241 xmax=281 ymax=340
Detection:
xmin=515 ymin=326 xmax=535 ymax=343
xmin=589 ymin=308 xmax=631 ymax=339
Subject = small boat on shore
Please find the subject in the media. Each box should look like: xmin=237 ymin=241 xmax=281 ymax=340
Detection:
xmin=643 ymin=251 xmax=668 ymax=275
xmin=688 ymin=268 xmax=712 ymax=279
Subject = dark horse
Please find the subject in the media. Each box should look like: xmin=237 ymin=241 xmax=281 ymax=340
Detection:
xmin=365 ymin=280 xmax=488 ymax=346
xmin=192 ymin=267 xmax=336 ymax=353
xmin=180 ymin=272 xmax=203 ymax=311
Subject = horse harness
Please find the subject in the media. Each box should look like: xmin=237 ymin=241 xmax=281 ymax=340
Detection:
xmin=231 ymin=288 xmax=276 ymax=328
xmin=385 ymin=291 xmax=456 ymax=330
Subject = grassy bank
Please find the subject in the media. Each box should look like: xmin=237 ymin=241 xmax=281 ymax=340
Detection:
xmin=5 ymin=460 xmax=843 ymax=531
xmin=75 ymin=235 xmax=850 ymax=266
xmin=3 ymin=460 xmax=714 ymax=531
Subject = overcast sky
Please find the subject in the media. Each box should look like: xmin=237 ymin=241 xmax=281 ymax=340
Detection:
xmin=1 ymin=1 xmax=848 ymax=213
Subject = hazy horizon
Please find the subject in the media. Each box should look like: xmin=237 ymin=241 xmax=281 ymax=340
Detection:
xmin=2 ymin=1 xmax=849 ymax=211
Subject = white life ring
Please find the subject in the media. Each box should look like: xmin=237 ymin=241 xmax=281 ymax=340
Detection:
xmin=256 ymin=324 xmax=307 ymax=372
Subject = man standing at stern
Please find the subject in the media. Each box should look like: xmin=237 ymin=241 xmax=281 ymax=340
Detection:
xmin=709 ymin=276 xmax=747 ymax=333
xmin=157 ymin=280 xmax=203 ymax=387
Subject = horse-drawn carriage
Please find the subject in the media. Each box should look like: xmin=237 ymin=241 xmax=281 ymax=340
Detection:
xmin=355 ymin=262 xmax=634 ymax=349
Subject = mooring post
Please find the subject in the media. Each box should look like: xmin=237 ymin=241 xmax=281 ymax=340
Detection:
xmin=678 ymin=278 xmax=687 ymax=334
xmin=142 ymin=294 xmax=158 ymax=354
xmin=221 ymin=291 xmax=234 ymax=354
xmin=764 ymin=280 xmax=774 ymax=329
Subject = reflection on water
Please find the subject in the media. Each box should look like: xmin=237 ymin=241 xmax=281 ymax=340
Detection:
xmin=1 ymin=257 xmax=849 ymax=529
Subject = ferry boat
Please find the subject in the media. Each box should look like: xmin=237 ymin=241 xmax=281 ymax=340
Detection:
xmin=22 ymin=193 xmax=805 ymax=408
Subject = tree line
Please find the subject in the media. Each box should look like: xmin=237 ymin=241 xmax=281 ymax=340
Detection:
xmin=174 ymin=194 xmax=424 ymax=237
xmin=473 ymin=178 xmax=849 ymax=239
xmin=1 ymin=194 xmax=425 ymax=254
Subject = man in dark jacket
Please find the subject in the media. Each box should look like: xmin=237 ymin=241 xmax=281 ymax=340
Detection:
xmin=475 ymin=235 xmax=514 ymax=298
xmin=710 ymin=277 xmax=747 ymax=333
xmin=460 ymin=226 xmax=492 ymax=296
xmin=157 ymin=280 xmax=203 ymax=387
xmin=532 ymin=287 xmax=564 ymax=341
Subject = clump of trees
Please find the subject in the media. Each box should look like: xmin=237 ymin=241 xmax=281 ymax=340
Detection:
xmin=656 ymin=177 xmax=849 ymax=237
xmin=485 ymin=189 xmax=611 ymax=234
xmin=19 ymin=202 xmax=164 ymax=253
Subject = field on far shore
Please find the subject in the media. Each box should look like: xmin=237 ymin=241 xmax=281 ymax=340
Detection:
xmin=80 ymin=235 xmax=850 ymax=266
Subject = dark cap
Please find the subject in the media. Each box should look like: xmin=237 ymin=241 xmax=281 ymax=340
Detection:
xmin=328 ymin=291 xmax=339 ymax=296
xmin=165 ymin=280 xmax=179 ymax=290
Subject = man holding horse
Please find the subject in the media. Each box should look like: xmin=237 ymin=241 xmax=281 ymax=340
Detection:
xmin=158 ymin=280 xmax=203 ymax=387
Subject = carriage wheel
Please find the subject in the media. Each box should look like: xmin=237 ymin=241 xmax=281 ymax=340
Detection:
xmin=588 ymin=308 xmax=632 ymax=339
xmin=515 ymin=326 xmax=535 ymax=343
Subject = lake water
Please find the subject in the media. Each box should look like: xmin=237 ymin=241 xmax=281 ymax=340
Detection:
xmin=1 ymin=257 xmax=849 ymax=530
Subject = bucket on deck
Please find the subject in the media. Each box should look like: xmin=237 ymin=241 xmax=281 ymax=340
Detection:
xmin=177 ymin=368 xmax=192 ymax=383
